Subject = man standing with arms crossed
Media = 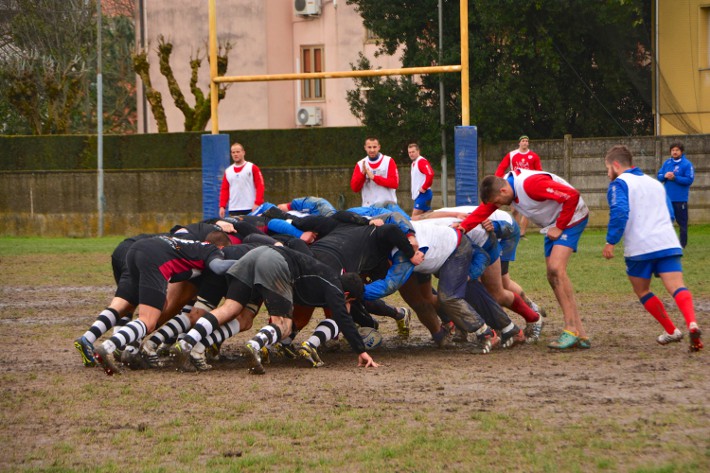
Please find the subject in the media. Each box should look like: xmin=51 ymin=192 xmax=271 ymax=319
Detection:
xmin=456 ymin=169 xmax=590 ymax=350
xmin=657 ymin=141 xmax=694 ymax=248
xmin=219 ymin=142 xmax=265 ymax=218
xmin=350 ymin=137 xmax=399 ymax=206
xmin=604 ymin=145 xmax=702 ymax=352
xmin=494 ymin=135 xmax=542 ymax=238
xmin=408 ymin=143 xmax=435 ymax=216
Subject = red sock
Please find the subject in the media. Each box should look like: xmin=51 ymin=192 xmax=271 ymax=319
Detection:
xmin=673 ymin=288 xmax=697 ymax=327
xmin=510 ymin=293 xmax=539 ymax=323
xmin=641 ymin=293 xmax=676 ymax=334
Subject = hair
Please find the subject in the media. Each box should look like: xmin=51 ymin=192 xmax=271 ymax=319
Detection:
xmin=518 ymin=135 xmax=529 ymax=142
xmin=407 ymin=143 xmax=419 ymax=151
xmin=479 ymin=175 xmax=507 ymax=203
xmin=340 ymin=272 xmax=364 ymax=301
xmin=669 ymin=141 xmax=684 ymax=153
xmin=205 ymin=231 xmax=232 ymax=248
xmin=604 ymin=145 xmax=633 ymax=167
xmin=231 ymin=142 xmax=244 ymax=151
xmin=364 ymin=137 xmax=380 ymax=145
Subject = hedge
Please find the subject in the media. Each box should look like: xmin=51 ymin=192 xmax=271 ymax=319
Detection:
xmin=0 ymin=127 xmax=375 ymax=171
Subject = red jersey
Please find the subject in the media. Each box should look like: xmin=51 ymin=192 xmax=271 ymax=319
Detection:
xmin=494 ymin=149 xmax=542 ymax=177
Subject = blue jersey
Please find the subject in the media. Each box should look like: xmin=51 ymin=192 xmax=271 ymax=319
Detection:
xmin=657 ymin=155 xmax=694 ymax=202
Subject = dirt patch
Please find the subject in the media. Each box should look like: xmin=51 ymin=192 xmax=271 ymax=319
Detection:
xmin=0 ymin=284 xmax=708 ymax=471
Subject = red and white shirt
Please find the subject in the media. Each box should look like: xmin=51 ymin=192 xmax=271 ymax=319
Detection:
xmin=495 ymin=149 xmax=542 ymax=177
xmin=460 ymin=170 xmax=588 ymax=232
xmin=410 ymin=156 xmax=435 ymax=199
xmin=219 ymin=161 xmax=265 ymax=212
xmin=350 ymin=153 xmax=399 ymax=206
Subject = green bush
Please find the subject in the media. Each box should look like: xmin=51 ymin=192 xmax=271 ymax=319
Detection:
xmin=0 ymin=127 xmax=370 ymax=170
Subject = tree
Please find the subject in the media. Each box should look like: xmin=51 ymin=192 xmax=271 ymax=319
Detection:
xmin=0 ymin=0 xmax=137 ymax=135
xmin=0 ymin=0 xmax=93 ymax=134
xmin=346 ymin=0 xmax=652 ymax=158
xmin=132 ymin=35 xmax=232 ymax=133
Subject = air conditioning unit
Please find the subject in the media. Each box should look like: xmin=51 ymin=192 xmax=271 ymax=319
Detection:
xmin=294 ymin=0 xmax=321 ymax=16
xmin=296 ymin=106 xmax=323 ymax=126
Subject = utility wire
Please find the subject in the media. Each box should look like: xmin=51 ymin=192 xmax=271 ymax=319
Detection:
xmin=552 ymin=41 xmax=630 ymax=136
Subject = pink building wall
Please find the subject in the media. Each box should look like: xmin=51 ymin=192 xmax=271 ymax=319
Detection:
xmin=135 ymin=0 xmax=403 ymax=133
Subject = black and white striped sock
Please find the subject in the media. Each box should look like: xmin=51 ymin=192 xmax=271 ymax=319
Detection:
xmin=246 ymin=323 xmax=281 ymax=351
xmin=108 ymin=319 xmax=147 ymax=351
xmin=83 ymin=308 xmax=120 ymax=343
xmin=202 ymin=319 xmax=241 ymax=349
xmin=148 ymin=313 xmax=191 ymax=346
xmin=183 ymin=312 xmax=220 ymax=348
xmin=306 ymin=319 xmax=339 ymax=348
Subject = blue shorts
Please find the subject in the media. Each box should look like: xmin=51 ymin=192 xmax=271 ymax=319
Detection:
xmin=544 ymin=218 xmax=587 ymax=257
xmin=498 ymin=220 xmax=520 ymax=262
xmin=625 ymin=255 xmax=683 ymax=279
xmin=413 ymin=189 xmax=433 ymax=211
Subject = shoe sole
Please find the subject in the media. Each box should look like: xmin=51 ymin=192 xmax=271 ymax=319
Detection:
xmin=94 ymin=346 xmax=120 ymax=376
xmin=689 ymin=329 xmax=703 ymax=352
xmin=170 ymin=344 xmax=195 ymax=372
xmin=244 ymin=346 xmax=265 ymax=374
xmin=657 ymin=334 xmax=683 ymax=346
xmin=298 ymin=347 xmax=324 ymax=368
xmin=74 ymin=340 xmax=96 ymax=367
xmin=189 ymin=355 xmax=212 ymax=372
xmin=397 ymin=309 xmax=412 ymax=339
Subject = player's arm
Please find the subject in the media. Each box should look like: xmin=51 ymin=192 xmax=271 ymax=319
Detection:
xmin=657 ymin=162 xmax=668 ymax=182
xmin=350 ymin=162 xmax=366 ymax=192
xmin=418 ymin=159 xmax=435 ymax=192
xmin=218 ymin=173 xmax=230 ymax=217
xmin=323 ymin=283 xmax=377 ymax=367
xmin=363 ymin=250 xmax=415 ymax=300
xmin=372 ymin=160 xmax=399 ymax=189
xmin=523 ymin=175 xmax=579 ymax=230
xmin=494 ymin=154 xmax=511 ymax=177
xmin=251 ymin=165 xmax=265 ymax=208
xmin=603 ymin=180 xmax=629 ymax=259
xmin=673 ymin=162 xmax=695 ymax=186
xmin=458 ymin=203 xmax=498 ymax=232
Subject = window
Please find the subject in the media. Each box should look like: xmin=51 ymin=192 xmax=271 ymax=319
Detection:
xmin=702 ymin=6 xmax=710 ymax=69
xmin=301 ymin=46 xmax=324 ymax=100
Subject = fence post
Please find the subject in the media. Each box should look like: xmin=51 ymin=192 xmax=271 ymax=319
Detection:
xmin=563 ymin=134 xmax=572 ymax=182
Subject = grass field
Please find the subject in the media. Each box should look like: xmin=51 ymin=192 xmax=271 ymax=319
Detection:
xmin=0 ymin=227 xmax=708 ymax=472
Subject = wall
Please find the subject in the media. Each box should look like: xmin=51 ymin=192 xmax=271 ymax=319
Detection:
xmin=479 ymin=134 xmax=710 ymax=227
xmin=657 ymin=0 xmax=710 ymax=134
xmin=1 ymin=134 xmax=708 ymax=237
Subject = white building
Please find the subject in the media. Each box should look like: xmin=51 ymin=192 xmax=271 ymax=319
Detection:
xmin=135 ymin=0 xmax=403 ymax=133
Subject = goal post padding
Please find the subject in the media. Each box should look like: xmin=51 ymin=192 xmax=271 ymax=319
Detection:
xmin=454 ymin=126 xmax=478 ymax=206
xmin=201 ymin=133 xmax=231 ymax=220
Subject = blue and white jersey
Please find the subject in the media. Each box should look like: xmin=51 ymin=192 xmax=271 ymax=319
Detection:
xmin=657 ymin=155 xmax=694 ymax=202
xmin=607 ymin=168 xmax=682 ymax=260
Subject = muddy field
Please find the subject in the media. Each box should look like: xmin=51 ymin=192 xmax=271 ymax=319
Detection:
xmin=1 ymin=276 xmax=708 ymax=471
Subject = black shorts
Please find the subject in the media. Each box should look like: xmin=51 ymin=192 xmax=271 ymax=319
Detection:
xmin=227 ymin=246 xmax=293 ymax=317
xmin=123 ymin=247 xmax=169 ymax=310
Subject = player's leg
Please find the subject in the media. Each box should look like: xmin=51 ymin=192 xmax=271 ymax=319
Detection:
xmin=658 ymin=265 xmax=702 ymax=351
xmin=75 ymin=297 xmax=134 ymax=367
xmin=545 ymin=244 xmax=584 ymax=348
xmin=673 ymin=202 xmax=688 ymax=248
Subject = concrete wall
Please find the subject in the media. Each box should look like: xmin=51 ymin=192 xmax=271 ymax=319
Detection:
xmin=1 ymin=134 xmax=707 ymax=237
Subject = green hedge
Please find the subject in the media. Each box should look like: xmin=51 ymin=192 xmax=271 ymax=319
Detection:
xmin=0 ymin=127 xmax=371 ymax=170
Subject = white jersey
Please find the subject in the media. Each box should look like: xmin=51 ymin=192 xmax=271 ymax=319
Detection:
xmin=511 ymin=170 xmax=588 ymax=228
xmin=410 ymin=156 xmax=428 ymax=199
xmin=358 ymin=154 xmax=398 ymax=206
xmin=224 ymin=162 xmax=256 ymax=211
xmin=617 ymin=172 xmax=681 ymax=257
xmin=409 ymin=220 xmax=459 ymax=274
